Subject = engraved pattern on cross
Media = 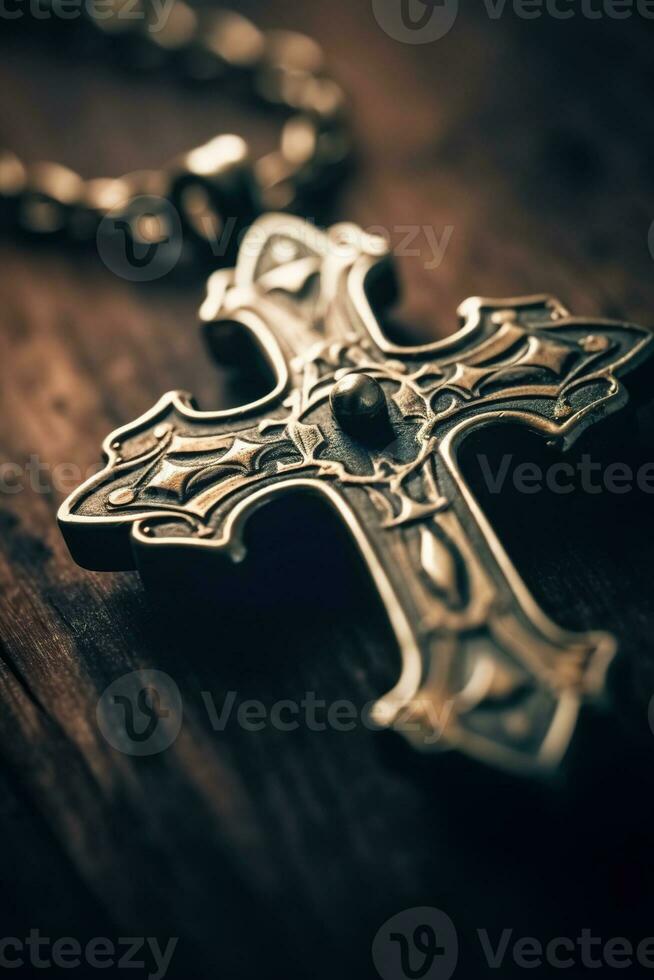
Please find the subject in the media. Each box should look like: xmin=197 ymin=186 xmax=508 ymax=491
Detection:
xmin=59 ymin=215 xmax=653 ymax=773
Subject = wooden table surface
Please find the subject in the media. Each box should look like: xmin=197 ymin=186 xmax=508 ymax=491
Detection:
xmin=1 ymin=5 xmax=654 ymax=978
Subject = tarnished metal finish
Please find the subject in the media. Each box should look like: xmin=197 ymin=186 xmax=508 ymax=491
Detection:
xmin=0 ymin=6 xmax=349 ymax=251
xmin=170 ymin=134 xmax=257 ymax=252
xmin=59 ymin=216 xmax=654 ymax=774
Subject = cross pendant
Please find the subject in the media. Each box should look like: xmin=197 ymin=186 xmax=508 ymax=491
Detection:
xmin=59 ymin=215 xmax=652 ymax=774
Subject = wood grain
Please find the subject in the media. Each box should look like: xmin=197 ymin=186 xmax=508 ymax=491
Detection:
xmin=1 ymin=7 xmax=654 ymax=978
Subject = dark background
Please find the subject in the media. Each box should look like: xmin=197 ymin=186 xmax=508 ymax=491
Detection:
xmin=1 ymin=3 xmax=654 ymax=978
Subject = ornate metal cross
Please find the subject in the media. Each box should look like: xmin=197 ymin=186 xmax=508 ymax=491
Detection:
xmin=60 ymin=215 xmax=652 ymax=773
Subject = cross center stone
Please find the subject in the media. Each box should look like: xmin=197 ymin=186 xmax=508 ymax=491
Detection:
xmin=329 ymin=373 xmax=388 ymax=438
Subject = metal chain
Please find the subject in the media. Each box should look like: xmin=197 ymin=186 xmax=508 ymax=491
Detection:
xmin=0 ymin=2 xmax=350 ymax=269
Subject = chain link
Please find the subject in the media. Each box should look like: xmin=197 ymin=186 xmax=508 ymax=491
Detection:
xmin=0 ymin=2 xmax=350 ymax=268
